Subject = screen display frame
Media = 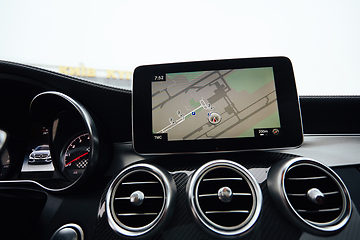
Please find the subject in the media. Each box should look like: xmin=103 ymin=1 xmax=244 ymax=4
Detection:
xmin=132 ymin=57 xmax=303 ymax=154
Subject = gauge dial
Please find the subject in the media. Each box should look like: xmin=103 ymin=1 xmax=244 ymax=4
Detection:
xmin=62 ymin=133 xmax=91 ymax=181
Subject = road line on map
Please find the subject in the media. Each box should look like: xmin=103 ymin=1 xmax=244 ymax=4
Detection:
xmin=157 ymin=104 xmax=206 ymax=134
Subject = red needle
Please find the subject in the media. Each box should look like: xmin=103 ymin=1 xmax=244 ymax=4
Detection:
xmin=65 ymin=152 xmax=89 ymax=167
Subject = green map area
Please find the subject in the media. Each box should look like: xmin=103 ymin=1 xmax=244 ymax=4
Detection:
xmin=225 ymin=68 xmax=275 ymax=94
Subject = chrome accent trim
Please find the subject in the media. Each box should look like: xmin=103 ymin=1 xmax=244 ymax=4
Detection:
xmin=286 ymin=176 xmax=327 ymax=180
xmin=205 ymin=210 xmax=250 ymax=214
xmin=199 ymin=193 xmax=252 ymax=197
xmin=267 ymin=157 xmax=352 ymax=234
xmin=117 ymin=213 xmax=158 ymax=216
xmin=324 ymin=191 xmax=340 ymax=195
xmin=297 ymin=208 xmax=341 ymax=213
xmin=115 ymin=197 xmax=130 ymax=200
xmin=106 ymin=163 xmax=176 ymax=237
xmin=0 ymin=129 xmax=7 ymax=151
xmin=203 ymin=177 xmax=243 ymax=181
xmin=234 ymin=193 xmax=252 ymax=196
xmin=115 ymin=196 xmax=163 ymax=200
xmin=122 ymin=181 xmax=158 ymax=185
xmin=287 ymin=191 xmax=339 ymax=197
xmin=199 ymin=193 xmax=218 ymax=197
xmin=287 ymin=193 xmax=307 ymax=197
xmin=187 ymin=160 xmax=262 ymax=236
xmin=50 ymin=223 xmax=84 ymax=240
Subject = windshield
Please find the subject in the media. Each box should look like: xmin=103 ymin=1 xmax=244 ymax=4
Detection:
xmin=1 ymin=0 xmax=359 ymax=95
xmin=34 ymin=145 xmax=49 ymax=151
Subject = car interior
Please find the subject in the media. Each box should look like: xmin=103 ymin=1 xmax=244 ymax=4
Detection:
xmin=0 ymin=56 xmax=359 ymax=240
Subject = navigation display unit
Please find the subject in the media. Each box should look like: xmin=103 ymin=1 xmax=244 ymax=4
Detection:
xmin=132 ymin=57 xmax=303 ymax=154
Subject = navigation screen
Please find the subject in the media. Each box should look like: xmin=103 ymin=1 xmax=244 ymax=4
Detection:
xmin=152 ymin=67 xmax=281 ymax=141
xmin=133 ymin=57 xmax=303 ymax=154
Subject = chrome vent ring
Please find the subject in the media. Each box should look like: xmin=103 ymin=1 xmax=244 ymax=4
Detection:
xmin=268 ymin=157 xmax=352 ymax=235
xmin=187 ymin=160 xmax=262 ymax=236
xmin=106 ymin=163 xmax=176 ymax=237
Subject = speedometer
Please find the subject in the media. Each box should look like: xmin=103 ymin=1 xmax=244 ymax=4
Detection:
xmin=62 ymin=133 xmax=91 ymax=181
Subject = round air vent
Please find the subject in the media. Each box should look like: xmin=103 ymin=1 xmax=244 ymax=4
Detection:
xmin=106 ymin=163 xmax=176 ymax=237
xmin=268 ymin=157 xmax=352 ymax=235
xmin=187 ymin=160 xmax=262 ymax=236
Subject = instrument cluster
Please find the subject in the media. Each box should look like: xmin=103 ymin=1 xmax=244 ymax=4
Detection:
xmin=0 ymin=91 xmax=107 ymax=191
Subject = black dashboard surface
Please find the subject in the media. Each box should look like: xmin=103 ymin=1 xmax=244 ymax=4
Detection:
xmin=0 ymin=61 xmax=359 ymax=240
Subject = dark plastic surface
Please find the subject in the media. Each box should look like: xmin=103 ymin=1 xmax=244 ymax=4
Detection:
xmin=300 ymin=96 xmax=360 ymax=134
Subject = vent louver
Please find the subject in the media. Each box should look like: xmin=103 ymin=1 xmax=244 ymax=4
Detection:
xmin=106 ymin=164 xmax=176 ymax=237
xmin=268 ymin=158 xmax=352 ymax=235
xmin=188 ymin=160 xmax=262 ymax=236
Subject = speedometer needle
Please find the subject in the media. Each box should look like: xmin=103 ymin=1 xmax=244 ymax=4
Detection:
xmin=65 ymin=152 xmax=89 ymax=167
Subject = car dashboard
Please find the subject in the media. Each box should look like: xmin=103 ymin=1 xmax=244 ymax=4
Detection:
xmin=0 ymin=60 xmax=360 ymax=240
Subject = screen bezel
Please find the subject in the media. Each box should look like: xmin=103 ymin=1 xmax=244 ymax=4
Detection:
xmin=132 ymin=57 xmax=303 ymax=154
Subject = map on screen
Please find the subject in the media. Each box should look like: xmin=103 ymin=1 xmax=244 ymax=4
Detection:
xmin=152 ymin=67 xmax=281 ymax=141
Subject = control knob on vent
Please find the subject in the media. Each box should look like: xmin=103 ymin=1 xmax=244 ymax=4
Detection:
xmin=307 ymin=188 xmax=325 ymax=205
xmin=218 ymin=186 xmax=233 ymax=203
xmin=130 ymin=190 xmax=145 ymax=206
